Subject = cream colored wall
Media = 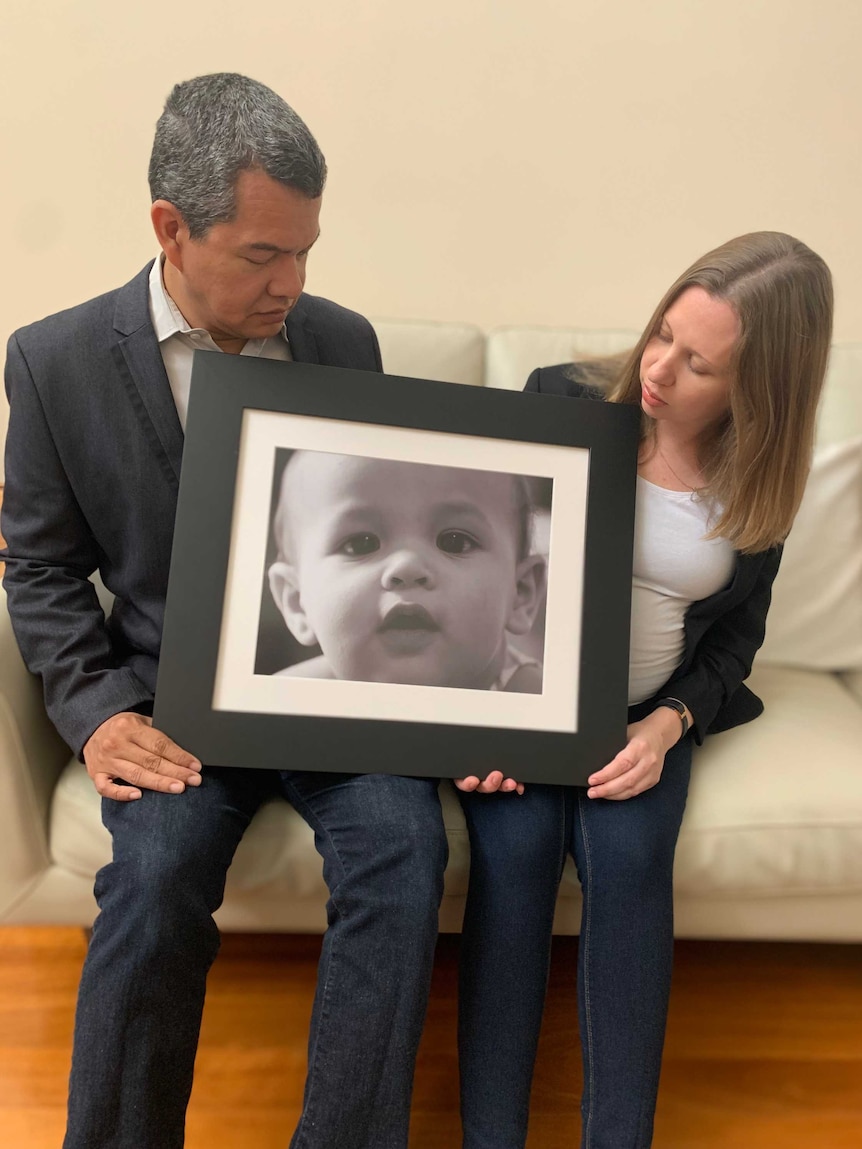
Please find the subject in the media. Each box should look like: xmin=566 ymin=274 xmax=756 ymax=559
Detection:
xmin=1 ymin=0 xmax=860 ymax=461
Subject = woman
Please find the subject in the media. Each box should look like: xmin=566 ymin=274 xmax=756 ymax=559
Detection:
xmin=455 ymin=232 xmax=833 ymax=1148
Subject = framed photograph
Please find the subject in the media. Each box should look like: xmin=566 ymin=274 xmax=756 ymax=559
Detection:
xmin=154 ymin=354 xmax=639 ymax=786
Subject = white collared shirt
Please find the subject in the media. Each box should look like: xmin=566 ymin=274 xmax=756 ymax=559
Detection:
xmin=147 ymin=256 xmax=293 ymax=430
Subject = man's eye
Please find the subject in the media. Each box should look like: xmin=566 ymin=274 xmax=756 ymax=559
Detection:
xmin=437 ymin=530 xmax=479 ymax=555
xmin=340 ymin=533 xmax=380 ymax=557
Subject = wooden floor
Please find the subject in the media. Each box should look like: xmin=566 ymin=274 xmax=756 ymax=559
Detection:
xmin=1 ymin=928 xmax=861 ymax=1148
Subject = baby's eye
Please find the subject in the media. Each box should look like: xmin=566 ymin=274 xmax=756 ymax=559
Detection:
xmin=437 ymin=530 xmax=479 ymax=555
xmin=339 ymin=533 xmax=381 ymax=557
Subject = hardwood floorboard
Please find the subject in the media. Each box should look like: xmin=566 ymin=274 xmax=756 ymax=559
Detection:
xmin=1 ymin=927 xmax=860 ymax=1146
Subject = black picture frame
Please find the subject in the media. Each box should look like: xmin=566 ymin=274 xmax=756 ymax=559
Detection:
xmin=154 ymin=353 xmax=639 ymax=786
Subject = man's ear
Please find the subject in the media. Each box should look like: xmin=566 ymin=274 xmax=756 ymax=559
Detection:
xmin=506 ymin=554 xmax=547 ymax=636
xmin=268 ymin=561 xmax=318 ymax=647
xmin=150 ymin=199 xmax=188 ymax=272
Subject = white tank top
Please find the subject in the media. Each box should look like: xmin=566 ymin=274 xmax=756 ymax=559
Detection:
xmin=628 ymin=477 xmax=736 ymax=705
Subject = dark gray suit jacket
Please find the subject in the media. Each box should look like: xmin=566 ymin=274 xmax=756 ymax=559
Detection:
xmin=1 ymin=263 xmax=382 ymax=755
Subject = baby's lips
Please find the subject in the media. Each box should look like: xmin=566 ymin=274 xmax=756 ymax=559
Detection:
xmin=379 ymin=603 xmax=439 ymax=632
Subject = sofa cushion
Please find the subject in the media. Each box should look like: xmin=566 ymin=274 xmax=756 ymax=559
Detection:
xmin=484 ymin=326 xmax=639 ymax=391
xmin=817 ymin=344 xmax=862 ymax=447
xmin=50 ymin=665 xmax=862 ymax=907
xmin=372 ymin=318 xmax=485 ymax=387
xmin=758 ymin=437 xmax=862 ymax=670
xmin=674 ymin=664 xmax=862 ymax=898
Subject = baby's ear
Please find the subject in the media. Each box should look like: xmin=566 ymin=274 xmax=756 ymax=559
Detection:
xmin=268 ymin=561 xmax=318 ymax=647
xmin=506 ymin=554 xmax=547 ymax=636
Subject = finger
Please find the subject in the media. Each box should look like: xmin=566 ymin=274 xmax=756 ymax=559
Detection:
xmin=111 ymin=743 xmax=203 ymax=787
xmin=120 ymin=759 xmax=198 ymax=793
xmin=476 ymin=771 xmax=505 ymax=794
xmin=88 ymin=752 xmax=199 ymax=795
xmin=92 ymin=772 xmax=142 ymax=802
xmin=587 ymin=780 xmax=638 ymax=800
xmin=132 ymin=727 xmax=202 ymax=772
xmin=499 ymin=777 xmax=524 ymax=793
xmin=587 ymin=755 xmax=637 ymax=786
xmin=454 ymin=777 xmax=480 ymax=792
xmin=588 ymin=771 xmax=655 ymax=801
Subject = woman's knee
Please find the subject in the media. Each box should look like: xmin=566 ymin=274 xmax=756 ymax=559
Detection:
xmin=575 ymin=798 xmax=680 ymax=891
xmin=462 ymin=786 xmax=566 ymax=876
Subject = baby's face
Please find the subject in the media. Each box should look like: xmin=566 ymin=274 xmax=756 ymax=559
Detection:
xmin=271 ymin=453 xmax=542 ymax=688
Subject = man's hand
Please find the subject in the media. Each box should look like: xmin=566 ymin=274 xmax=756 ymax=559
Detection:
xmin=454 ymin=771 xmax=524 ymax=796
xmin=586 ymin=708 xmax=683 ymax=801
xmin=83 ymin=712 xmax=202 ymax=801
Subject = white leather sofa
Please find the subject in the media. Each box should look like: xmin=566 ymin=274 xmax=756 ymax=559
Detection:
xmin=2 ymin=321 xmax=861 ymax=940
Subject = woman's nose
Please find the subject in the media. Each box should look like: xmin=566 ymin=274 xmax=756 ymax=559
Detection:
xmin=647 ymin=350 xmax=675 ymax=387
xmin=381 ymin=548 xmax=436 ymax=590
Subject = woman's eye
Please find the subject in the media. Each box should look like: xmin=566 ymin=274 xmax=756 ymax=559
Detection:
xmin=437 ymin=530 xmax=479 ymax=555
xmin=657 ymin=327 xmax=672 ymax=343
xmin=340 ymin=533 xmax=380 ymax=557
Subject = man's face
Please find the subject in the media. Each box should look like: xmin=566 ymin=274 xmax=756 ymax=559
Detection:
xmin=270 ymin=454 xmax=544 ymax=689
xmin=161 ymin=168 xmax=321 ymax=348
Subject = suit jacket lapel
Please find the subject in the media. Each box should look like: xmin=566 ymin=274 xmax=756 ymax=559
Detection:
xmin=286 ymin=297 xmax=321 ymax=364
xmin=111 ymin=264 xmax=185 ymax=486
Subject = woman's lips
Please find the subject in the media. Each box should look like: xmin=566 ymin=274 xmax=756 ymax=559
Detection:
xmin=641 ymin=384 xmax=667 ymax=408
xmin=378 ymin=604 xmax=440 ymax=655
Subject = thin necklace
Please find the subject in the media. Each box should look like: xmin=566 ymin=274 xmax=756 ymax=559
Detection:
xmin=655 ymin=441 xmax=704 ymax=493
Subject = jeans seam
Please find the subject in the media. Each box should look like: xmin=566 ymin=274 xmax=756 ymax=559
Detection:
xmin=577 ymin=790 xmax=595 ymax=1149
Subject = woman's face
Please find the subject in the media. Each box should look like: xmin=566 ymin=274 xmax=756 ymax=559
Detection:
xmin=639 ymin=287 xmax=739 ymax=438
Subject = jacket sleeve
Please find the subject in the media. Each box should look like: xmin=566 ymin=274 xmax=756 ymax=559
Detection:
xmin=656 ymin=546 xmax=784 ymax=743
xmin=1 ymin=333 xmax=154 ymax=757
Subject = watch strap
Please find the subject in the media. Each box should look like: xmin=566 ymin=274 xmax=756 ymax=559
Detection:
xmin=656 ymin=696 xmax=690 ymax=740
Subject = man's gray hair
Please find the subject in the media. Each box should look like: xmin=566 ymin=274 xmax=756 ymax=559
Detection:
xmin=148 ymin=73 xmax=327 ymax=239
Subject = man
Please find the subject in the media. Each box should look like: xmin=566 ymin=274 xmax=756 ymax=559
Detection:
xmin=1 ymin=73 xmax=447 ymax=1149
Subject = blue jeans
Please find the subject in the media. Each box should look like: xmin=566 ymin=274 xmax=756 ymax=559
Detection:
xmin=63 ymin=766 xmax=447 ymax=1149
xmin=458 ymin=736 xmax=692 ymax=1149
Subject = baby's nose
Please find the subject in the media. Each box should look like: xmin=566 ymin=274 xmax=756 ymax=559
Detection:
xmin=381 ymin=548 xmax=435 ymax=589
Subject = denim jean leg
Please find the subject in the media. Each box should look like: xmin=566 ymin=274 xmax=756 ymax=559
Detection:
xmin=571 ymin=737 xmax=692 ymax=1149
xmin=63 ymin=766 xmax=276 ymax=1149
xmin=279 ymin=771 xmax=448 ymax=1149
xmin=458 ymin=785 xmax=568 ymax=1149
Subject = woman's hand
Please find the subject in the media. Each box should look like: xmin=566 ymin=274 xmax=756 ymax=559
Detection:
xmin=586 ymin=707 xmax=685 ymax=801
xmin=454 ymin=771 xmax=525 ymax=795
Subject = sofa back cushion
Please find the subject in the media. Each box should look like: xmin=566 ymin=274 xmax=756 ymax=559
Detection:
xmin=372 ymin=318 xmax=485 ymax=387
xmin=484 ymin=326 xmax=640 ymax=391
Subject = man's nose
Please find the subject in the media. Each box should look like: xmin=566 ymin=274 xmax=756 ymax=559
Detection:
xmin=268 ymin=257 xmax=304 ymax=301
xmin=381 ymin=548 xmax=435 ymax=590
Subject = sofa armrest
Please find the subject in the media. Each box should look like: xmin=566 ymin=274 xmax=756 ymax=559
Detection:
xmin=0 ymin=582 xmax=73 ymax=917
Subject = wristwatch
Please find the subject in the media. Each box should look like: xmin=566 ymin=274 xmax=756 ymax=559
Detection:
xmin=656 ymin=697 xmax=690 ymax=740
